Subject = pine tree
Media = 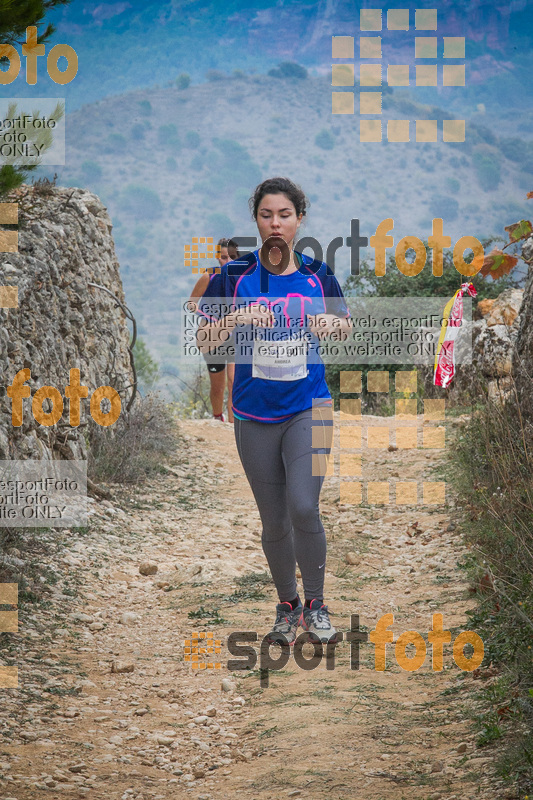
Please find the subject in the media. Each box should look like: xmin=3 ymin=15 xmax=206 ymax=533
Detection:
xmin=0 ymin=0 xmax=72 ymax=46
xmin=0 ymin=0 xmax=72 ymax=196
xmin=0 ymin=100 xmax=65 ymax=195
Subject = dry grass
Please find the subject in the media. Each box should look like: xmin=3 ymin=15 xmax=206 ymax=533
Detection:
xmin=87 ymin=392 xmax=178 ymax=484
xmin=450 ymin=373 xmax=533 ymax=793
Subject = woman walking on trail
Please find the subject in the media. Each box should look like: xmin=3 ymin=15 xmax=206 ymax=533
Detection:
xmin=189 ymin=238 xmax=239 ymax=423
xmin=196 ymin=178 xmax=351 ymax=645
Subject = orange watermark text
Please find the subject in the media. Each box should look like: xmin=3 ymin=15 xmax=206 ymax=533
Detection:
xmin=0 ymin=27 xmax=78 ymax=85
xmin=5 ymin=368 xmax=121 ymax=428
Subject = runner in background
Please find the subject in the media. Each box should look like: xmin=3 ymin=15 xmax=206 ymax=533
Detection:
xmin=189 ymin=238 xmax=239 ymax=422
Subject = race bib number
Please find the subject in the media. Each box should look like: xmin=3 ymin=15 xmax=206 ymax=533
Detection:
xmin=252 ymin=333 xmax=308 ymax=381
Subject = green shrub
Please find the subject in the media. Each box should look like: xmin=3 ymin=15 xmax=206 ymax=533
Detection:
xmin=190 ymin=153 xmax=204 ymax=171
xmin=170 ymin=364 xmax=212 ymax=419
xmin=133 ymin=337 xmax=159 ymax=392
xmin=81 ymin=160 xmax=102 ymax=181
xmin=176 ymin=72 xmax=191 ymax=89
xmin=446 ymin=177 xmax=460 ymax=193
xmin=206 ymin=69 xmax=225 ymax=81
xmin=471 ymin=123 xmax=497 ymax=146
xmin=449 ymin=380 xmax=533 ymax=795
xmin=473 ymin=148 xmax=501 ymax=191
xmin=500 ymin=137 xmax=528 ymax=163
xmin=395 ymin=97 xmax=418 ymax=115
xmin=88 ymin=394 xmax=177 ymax=485
xmin=185 ymin=130 xmax=201 ymax=148
xmin=103 ymin=133 xmax=127 ymax=153
xmin=429 ymin=194 xmax=459 ymax=221
xmin=326 ymin=250 xmax=520 ymax=408
xmin=315 ymin=129 xmax=335 ymax=150
xmin=232 ymin=187 xmax=250 ymax=214
xmin=344 ymin=249 xmax=517 ymax=301
xmin=206 ymin=212 xmax=233 ymax=239
xmin=427 ymin=106 xmax=459 ymax=123
xmin=133 ymin=224 xmax=148 ymax=242
xmin=120 ymin=184 xmax=163 ymax=219
xmin=0 ymin=164 xmax=27 ymax=196
xmin=207 ymin=138 xmax=261 ymax=192
xmin=268 ymin=61 xmax=307 ymax=79
xmin=138 ymin=99 xmax=152 ymax=115
xmin=158 ymin=123 xmax=180 ymax=150
xmin=131 ymin=123 xmax=145 ymax=141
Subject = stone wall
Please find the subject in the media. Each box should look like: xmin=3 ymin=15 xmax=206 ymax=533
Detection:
xmin=471 ymin=288 xmax=524 ymax=402
xmin=0 ymin=185 xmax=134 ymax=461
xmin=512 ymin=236 xmax=533 ymax=423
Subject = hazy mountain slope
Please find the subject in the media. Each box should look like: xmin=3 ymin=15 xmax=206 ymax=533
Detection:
xmin=52 ymin=73 xmax=532 ymax=372
xmin=4 ymin=0 xmax=532 ymax=112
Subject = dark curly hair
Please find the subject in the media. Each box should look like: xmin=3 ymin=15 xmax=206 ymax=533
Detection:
xmin=217 ymin=237 xmax=240 ymax=257
xmin=249 ymin=177 xmax=308 ymax=220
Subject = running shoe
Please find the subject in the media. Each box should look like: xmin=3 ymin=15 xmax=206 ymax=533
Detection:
xmin=301 ymin=599 xmax=338 ymax=644
xmin=265 ymin=600 xmax=303 ymax=646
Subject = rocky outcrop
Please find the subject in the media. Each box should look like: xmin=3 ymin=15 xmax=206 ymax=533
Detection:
xmin=484 ymin=288 xmax=523 ymax=327
xmin=472 ymin=288 xmax=524 ymax=402
xmin=512 ymin=236 xmax=533 ymax=422
xmin=0 ymin=185 xmax=134 ymax=461
xmin=434 ymin=287 xmax=526 ymax=404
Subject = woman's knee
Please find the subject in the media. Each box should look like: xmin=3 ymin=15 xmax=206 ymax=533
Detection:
xmin=288 ymin=499 xmax=321 ymax=533
xmin=261 ymin=521 xmax=292 ymax=543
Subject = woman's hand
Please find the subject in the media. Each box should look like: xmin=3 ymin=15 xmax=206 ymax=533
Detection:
xmin=197 ymin=304 xmax=275 ymax=353
xmin=227 ymin=304 xmax=275 ymax=328
xmin=306 ymin=314 xmax=352 ymax=340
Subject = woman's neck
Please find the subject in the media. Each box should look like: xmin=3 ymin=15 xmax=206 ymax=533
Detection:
xmin=259 ymin=244 xmax=298 ymax=274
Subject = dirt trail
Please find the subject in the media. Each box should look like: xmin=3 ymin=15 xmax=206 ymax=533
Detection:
xmin=0 ymin=415 xmax=503 ymax=800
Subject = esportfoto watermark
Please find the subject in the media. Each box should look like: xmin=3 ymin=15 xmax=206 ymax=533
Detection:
xmin=4 ymin=368 xmax=122 ymax=428
xmin=185 ymin=219 xmax=485 ymax=277
xmin=0 ymin=459 xmax=87 ymax=527
xmin=187 ymin=613 xmax=484 ymax=687
xmin=0 ymin=27 xmax=78 ymax=85
xmin=182 ymin=296 xmax=473 ymax=366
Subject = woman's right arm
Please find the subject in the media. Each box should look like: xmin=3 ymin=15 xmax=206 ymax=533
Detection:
xmin=196 ymin=305 xmax=275 ymax=353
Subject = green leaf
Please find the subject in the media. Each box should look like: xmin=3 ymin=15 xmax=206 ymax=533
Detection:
xmin=504 ymin=219 xmax=533 ymax=243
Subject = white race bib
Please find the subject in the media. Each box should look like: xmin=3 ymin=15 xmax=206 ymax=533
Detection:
xmin=252 ymin=333 xmax=308 ymax=381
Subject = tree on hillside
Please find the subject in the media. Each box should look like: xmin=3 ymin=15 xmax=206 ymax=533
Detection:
xmin=268 ymin=61 xmax=308 ymax=80
xmin=176 ymin=73 xmax=190 ymax=90
xmin=324 ymin=244 xmax=522 ymax=406
xmin=0 ymin=0 xmax=72 ymax=196
xmin=133 ymin=338 xmax=159 ymax=394
xmin=342 ymin=245 xmax=519 ymax=300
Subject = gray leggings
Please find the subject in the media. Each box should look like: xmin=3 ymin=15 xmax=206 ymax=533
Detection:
xmin=234 ymin=407 xmax=333 ymax=602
